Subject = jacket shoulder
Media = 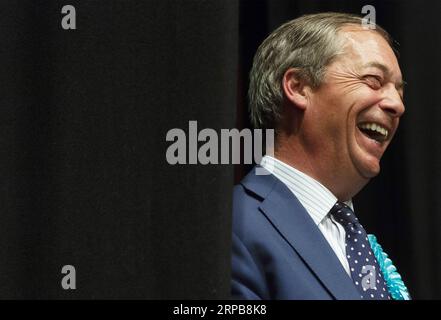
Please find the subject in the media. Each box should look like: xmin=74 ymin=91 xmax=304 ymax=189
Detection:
xmin=232 ymin=167 xmax=279 ymax=236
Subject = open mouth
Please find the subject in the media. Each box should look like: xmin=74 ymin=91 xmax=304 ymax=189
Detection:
xmin=357 ymin=122 xmax=389 ymax=143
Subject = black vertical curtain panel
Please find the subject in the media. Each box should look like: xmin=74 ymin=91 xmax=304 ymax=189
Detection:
xmin=239 ymin=0 xmax=441 ymax=299
xmin=0 ymin=1 xmax=237 ymax=298
xmin=0 ymin=0 xmax=440 ymax=300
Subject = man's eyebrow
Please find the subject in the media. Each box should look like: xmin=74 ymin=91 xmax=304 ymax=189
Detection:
xmin=362 ymin=61 xmax=406 ymax=91
xmin=363 ymin=62 xmax=390 ymax=75
xmin=397 ymin=79 xmax=407 ymax=91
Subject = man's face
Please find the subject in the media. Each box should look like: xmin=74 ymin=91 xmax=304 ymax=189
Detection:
xmin=303 ymin=26 xmax=405 ymax=196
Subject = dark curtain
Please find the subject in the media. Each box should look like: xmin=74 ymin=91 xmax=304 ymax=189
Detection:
xmin=0 ymin=0 xmax=237 ymax=298
xmin=0 ymin=0 xmax=439 ymax=300
xmin=239 ymin=0 xmax=441 ymax=299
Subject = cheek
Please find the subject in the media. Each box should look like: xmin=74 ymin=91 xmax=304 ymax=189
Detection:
xmin=315 ymin=95 xmax=352 ymax=136
xmin=309 ymin=106 xmax=349 ymax=156
xmin=309 ymin=83 xmax=378 ymax=142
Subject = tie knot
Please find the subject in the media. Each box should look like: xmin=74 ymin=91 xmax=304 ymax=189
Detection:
xmin=331 ymin=201 xmax=359 ymax=227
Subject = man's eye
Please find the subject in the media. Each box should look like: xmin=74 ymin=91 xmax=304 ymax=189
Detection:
xmin=364 ymin=75 xmax=382 ymax=89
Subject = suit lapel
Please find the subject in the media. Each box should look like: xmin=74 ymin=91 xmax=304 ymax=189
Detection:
xmin=242 ymin=167 xmax=361 ymax=300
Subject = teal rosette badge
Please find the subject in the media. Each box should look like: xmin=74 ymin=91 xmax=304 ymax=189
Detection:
xmin=368 ymin=234 xmax=411 ymax=300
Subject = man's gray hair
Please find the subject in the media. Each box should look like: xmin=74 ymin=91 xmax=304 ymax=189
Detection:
xmin=249 ymin=12 xmax=393 ymax=130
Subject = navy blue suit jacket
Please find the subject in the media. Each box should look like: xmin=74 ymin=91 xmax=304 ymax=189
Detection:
xmin=231 ymin=166 xmax=361 ymax=300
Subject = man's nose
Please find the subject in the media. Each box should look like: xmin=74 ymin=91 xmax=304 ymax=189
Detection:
xmin=379 ymin=83 xmax=405 ymax=118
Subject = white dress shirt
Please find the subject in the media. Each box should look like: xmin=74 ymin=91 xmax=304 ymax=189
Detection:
xmin=260 ymin=155 xmax=351 ymax=275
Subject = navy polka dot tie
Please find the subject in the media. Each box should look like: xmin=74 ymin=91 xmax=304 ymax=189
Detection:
xmin=331 ymin=202 xmax=391 ymax=300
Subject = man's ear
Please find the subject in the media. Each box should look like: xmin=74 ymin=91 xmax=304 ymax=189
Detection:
xmin=282 ymin=68 xmax=310 ymax=111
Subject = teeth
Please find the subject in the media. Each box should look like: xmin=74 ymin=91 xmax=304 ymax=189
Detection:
xmin=358 ymin=122 xmax=389 ymax=138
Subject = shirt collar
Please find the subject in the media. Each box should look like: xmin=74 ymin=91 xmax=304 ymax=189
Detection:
xmin=260 ymin=155 xmax=353 ymax=225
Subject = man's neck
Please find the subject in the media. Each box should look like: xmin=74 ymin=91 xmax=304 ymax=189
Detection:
xmin=273 ymin=139 xmax=366 ymax=201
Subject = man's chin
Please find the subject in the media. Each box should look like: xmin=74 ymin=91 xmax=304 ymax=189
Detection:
xmin=359 ymin=161 xmax=381 ymax=179
xmin=352 ymin=147 xmax=382 ymax=179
